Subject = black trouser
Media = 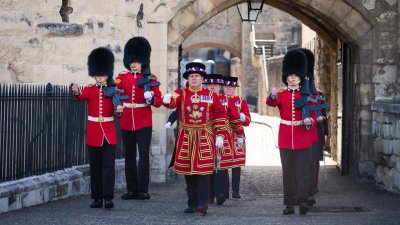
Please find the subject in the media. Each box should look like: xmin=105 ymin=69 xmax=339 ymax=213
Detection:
xmin=279 ymin=148 xmax=311 ymax=206
xmin=309 ymin=142 xmax=319 ymax=194
xmin=88 ymin=140 xmax=116 ymax=200
xmin=232 ymin=167 xmax=241 ymax=194
xmin=185 ymin=174 xmax=210 ymax=210
xmin=213 ymin=169 xmax=228 ymax=197
xmin=122 ymin=127 xmax=152 ymax=194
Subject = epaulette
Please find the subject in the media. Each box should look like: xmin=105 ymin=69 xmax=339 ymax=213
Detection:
xmin=86 ymin=84 xmax=94 ymax=87
xmin=279 ymin=87 xmax=286 ymax=92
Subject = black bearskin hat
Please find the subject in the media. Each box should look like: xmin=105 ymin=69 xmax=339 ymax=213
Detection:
xmin=123 ymin=36 xmax=151 ymax=70
xmin=87 ymin=47 xmax=114 ymax=78
xmin=182 ymin=62 xmax=207 ymax=79
xmin=299 ymin=48 xmax=315 ymax=80
xmin=281 ymin=49 xmax=307 ymax=85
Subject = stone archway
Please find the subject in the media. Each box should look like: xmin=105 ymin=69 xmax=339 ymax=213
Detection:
xmin=165 ymin=0 xmax=377 ymax=177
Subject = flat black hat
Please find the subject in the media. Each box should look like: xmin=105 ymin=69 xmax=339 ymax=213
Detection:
xmin=203 ymin=74 xmax=223 ymax=84
xmin=182 ymin=62 xmax=207 ymax=79
xmin=87 ymin=47 xmax=114 ymax=77
xmin=281 ymin=49 xmax=307 ymax=85
xmin=222 ymin=76 xmax=240 ymax=87
xmin=123 ymin=36 xmax=151 ymax=70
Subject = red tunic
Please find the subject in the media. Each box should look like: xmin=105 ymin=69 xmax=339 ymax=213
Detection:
xmin=230 ymin=96 xmax=251 ymax=166
xmin=266 ymin=88 xmax=312 ymax=150
xmin=75 ymin=84 xmax=117 ymax=147
xmin=214 ymin=94 xmax=244 ymax=169
xmin=115 ymin=71 xmax=162 ymax=131
xmin=164 ymin=87 xmax=227 ymax=175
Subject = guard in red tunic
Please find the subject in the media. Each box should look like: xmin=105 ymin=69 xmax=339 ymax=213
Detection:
xmin=266 ymin=49 xmax=313 ymax=215
xmin=163 ymin=62 xmax=227 ymax=216
xmin=203 ymin=74 xmax=244 ymax=206
xmin=222 ymin=76 xmax=251 ymax=199
xmin=115 ymin=37 xmax=162 ymax=200
xmin=71 ymin=47 xmax=117 ymax=209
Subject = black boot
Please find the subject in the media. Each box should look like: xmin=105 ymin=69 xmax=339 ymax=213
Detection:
xmin=232 ymin=192 xmax=241 ymax=199
xmin=104 ymin=199 xmax=114 ymax=209
xmin=196 ymin=207 xmax=207 ymax=216
xmin=283 ymin=205 xmax=294 ymax=215
xmin=138 ymin=192 xmax=150 ymax=200
xmin=216 ymin=194 xmax=226 ymax=205
xmin=307 ymin=196 xmax=316 ymax=206
xmin=121 ymin=192 xmax=139 ymax=200
xmin=90 ymin=199 xmax=103 ymax=208
xmin=299 ymin=202 xmax=309 ymax=215
xmin=184 ymin=207 xmax=195 ymax=213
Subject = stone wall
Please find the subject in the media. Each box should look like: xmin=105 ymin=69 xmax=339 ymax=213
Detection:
xmin=0 ymin=160 xmax=127 ymax=214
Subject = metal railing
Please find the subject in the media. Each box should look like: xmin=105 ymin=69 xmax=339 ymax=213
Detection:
xmin=0 ymin=83 xmax=124 ymax=183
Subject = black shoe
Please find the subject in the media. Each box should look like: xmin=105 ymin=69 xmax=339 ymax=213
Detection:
xmin=216 ymin=195 xmax=226 ymax=205
xmin=184 ymin=207 xmax=195 ymax=213
xmin=90 ymin=199 xmax=103 ymax=208
xmin=196 ymin=207 xmax=207 ymax=216
xmin=138 ymin=192 xmax=150 ymax=200
xmin=283 ymin=205 xmax=294 ymax=215
xmin=299 ymin=202 xmax=309 ymax=215
xmin=121 ymin=192 xmax=139 ymax=200
xmin=307 ymin=196 xmax=316 ymax=206
xmin=232 ymin=192 xmax=241 ymax=199
xmin=104 ymin=199 xmax=114 ymax=209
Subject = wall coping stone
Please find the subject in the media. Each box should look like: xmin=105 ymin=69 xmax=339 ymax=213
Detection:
xmin=371 ymin=101 xmax=400 ymax=115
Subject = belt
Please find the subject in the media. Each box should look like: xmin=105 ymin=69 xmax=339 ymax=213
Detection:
xmin=123 ymin=102 xmax=148 ymax=108
xmin=280 ymin=119 xmax=303 ymax=126
xmin=88 ymin=116 xmax=114 ymax=122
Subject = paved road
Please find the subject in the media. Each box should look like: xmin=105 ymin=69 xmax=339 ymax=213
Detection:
xmin=0 ymin=121 xmax=399 ymax=225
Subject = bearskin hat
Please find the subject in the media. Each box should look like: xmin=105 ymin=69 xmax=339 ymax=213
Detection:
xmin=299 ymin=48 xmax=315 ymax=80
xmin=123 ymin=36 xmax=151 ymax=70
xmin=222 ymin=76 xmax=240 ymax=87
xmin=281 ymin=49 xmax=307 ymax=85
xmin=87 ymin=47 xmax=114 ymax=78
xmin=182 ymin=62 xmax=207 ymax=79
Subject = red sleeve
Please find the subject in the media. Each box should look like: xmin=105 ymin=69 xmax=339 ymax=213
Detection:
xmin=241 ymin=99 xmax=251 ymax=126
xmin=75 ymin=85 xmax=91 ymax=101
xmin=228 ymin=98 xmax=244 ymax=135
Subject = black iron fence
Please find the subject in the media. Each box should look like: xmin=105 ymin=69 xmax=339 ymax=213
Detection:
xmin=0 ymin=83 xmax=124 ymax=183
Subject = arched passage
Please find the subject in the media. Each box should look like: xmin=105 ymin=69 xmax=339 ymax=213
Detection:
xmin=166 ymin=0 xmax=377 ymax=176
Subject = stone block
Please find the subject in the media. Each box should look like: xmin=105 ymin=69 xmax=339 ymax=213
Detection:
xmin=21 ymin=189 xmax=42 ymax=207
xmin=373 ymin=65 xmax=397 ymax=84
xmin=382 ymin=123 xmax=392 ymax=139
xmin=382 ymin=138 xmax=393 ymax=155
xmin=0 ymin=64 xmax=17 ymax=83
xmin=72 ymin=179 xmax=80 ymax=194
xmin=394 ymin=120 xmax=400 ymax=139
xmin=56 ymin=183 xmax=68 ymax=198
xmin=41 ymin=38 xmax=92 ymax=65
xmin=8 ymin=194 xmax=21 ymax=211
xmin=31 ymin=64 xmax=64 ymax=84
xmin=393 ymin=139 xmax=400 ymax=156
xmin=0 ymin=0 xmax=59 ymax=12
xmin=340 ymin=9 xmax=372 ymax=42
xmin=361 ymin=0 xmax=376 ymax=10
xmin=396 ymin=160 xmax=400 ymax=171
xmin=373 ymin=137 xmax=384 ymax=154
xmin=393 ymin=170 xmax=400 ymax=190
xmin=374 ymin=165 xmax=385 ymax=183
xmin=0 ymin=197 xmax=8 ymax=213
xmin=389 ymin=155 xmax=399 ymax=168
xmin=360 ymin=120 xmax=372 ymax=136
xmin=37 ymin=23 xmax=83 ymax=36
xmin=376 ymin=11 xmax=397 ymax=26
xmin=359 ymin=161 xmax=376 ymax=178
xmin=383 ymin=167 xmax=394 ymax=188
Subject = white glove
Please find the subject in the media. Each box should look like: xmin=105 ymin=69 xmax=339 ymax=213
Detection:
xmin=317 ymin=116 xmax=324 ymax=123
xmin=144 ymin=91 xmax=154 ymax=104
xmin=163 ymin=93 xmax=172 ymax=104
xmin=215 ymin=136 xmax=224 ymax=148
xmin=240 ymin=112 xmax=246 ymax=122
xmin=165 ymin=122 xmax=172 ymax=129
xmin=237 ymin=137 xmax=244 ymax=147
xmin=324 ymin=135 xmax=328 ymax=143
